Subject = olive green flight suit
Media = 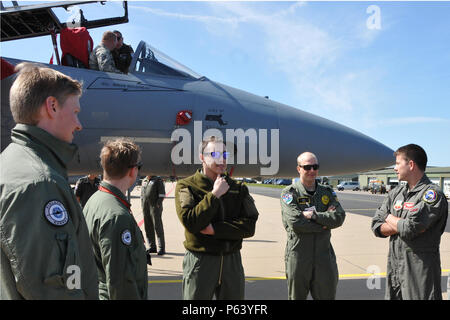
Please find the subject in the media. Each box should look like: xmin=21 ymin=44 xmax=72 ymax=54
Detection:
xmin=141 ymin=176 xmax=165 ymax=252
xmin=0 ymin=124 xmax=98 ymax=299
xmin=371 ymin=175 xmax=448 ymax=300
xmin=175 ymin=169 xmax=259 ymax=300
xmin=281 ymin=181 xmax=346 ymax=300
xmin=83 ymin=181 xmax=148 ymax=300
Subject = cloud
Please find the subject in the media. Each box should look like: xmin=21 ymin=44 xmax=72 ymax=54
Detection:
xmin=130 ymin=2 xmax=383 ymax=116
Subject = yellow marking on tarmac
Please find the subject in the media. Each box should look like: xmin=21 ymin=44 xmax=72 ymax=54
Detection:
xmin=148 ymin=269 xmax=450 ymax=284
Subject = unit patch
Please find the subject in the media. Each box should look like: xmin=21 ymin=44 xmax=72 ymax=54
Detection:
xmin=282 ymin=193 xmax=293 ymax=204
xmin=121 ymin=230 xmax=132 ymax=246
xmin=44 ymin=200 xmax=69 ymax=226
xmin=394 ymin=200 xmax=403 ymax=211
xmin=423 ymin=189 xmax=437 ymax=204
xmin=321 ymin=195 xmax=330 ymax=205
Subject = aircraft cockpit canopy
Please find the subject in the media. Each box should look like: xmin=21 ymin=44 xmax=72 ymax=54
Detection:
xmin=130 ymin=41 xmax=201 ymax=79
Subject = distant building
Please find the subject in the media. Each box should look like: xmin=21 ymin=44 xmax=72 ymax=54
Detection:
xmin=327 ymin=167 xmax=450 ymax=199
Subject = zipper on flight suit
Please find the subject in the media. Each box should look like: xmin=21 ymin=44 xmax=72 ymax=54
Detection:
xmin=218 ymin=254 xmax=224 ymax=285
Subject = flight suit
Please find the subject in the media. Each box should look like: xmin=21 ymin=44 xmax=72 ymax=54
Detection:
xmin=371 ymin=175 xmax=448 ymax=300
xmin=0 ymin=124 xmax=98 ymax=299
xmin=74 ymin=175 xmax=100 ymax=208
xmin=141 ymin=176 xmax=165 ymax=252
xmin=89 ymin=44 xmax=121 ymax=73
xmin=175 ymin=169 xmax=259 ymax=300
xmin=112 ymin=43 xmax=134 ymax=74
xmin=83 ymin=181 xmax=148 ymax=300
xmin=280 ymin=181 xmax=346 ymax=300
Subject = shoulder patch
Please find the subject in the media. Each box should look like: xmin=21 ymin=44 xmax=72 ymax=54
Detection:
xmin=423 ymin=189 xmax=438 ymax=204
xmin=282 ymin=192 xmax=293 ymax=204
xmin=44 ymin=200 xmax=69 ymax=226
xmin=321 ymin=195 xmax=330 ymax=205
xmin=121 ymin=229 xmax=132 ymax=246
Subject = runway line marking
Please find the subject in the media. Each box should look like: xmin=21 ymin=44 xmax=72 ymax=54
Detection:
xmin=148 ymin=269 xmax=450 ymax=284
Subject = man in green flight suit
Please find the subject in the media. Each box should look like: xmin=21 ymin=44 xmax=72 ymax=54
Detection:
xmin=371 ymin=144 xmax=448 ymax=300
xmin=0 ymin=63 xmax=98 ymax=299
xmin=281 ymin=152 xmax=346 ymax=300
xmin=141 ymin=175 xmax=166 ymax=255
xmin=175 ymin=136 xmax=259 ymax=300
xmin=83 ymin=138 xmax=148 ymax=300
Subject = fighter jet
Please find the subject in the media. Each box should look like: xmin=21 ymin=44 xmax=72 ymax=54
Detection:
xmin=1 ymin=1 xmax=394 ymax=178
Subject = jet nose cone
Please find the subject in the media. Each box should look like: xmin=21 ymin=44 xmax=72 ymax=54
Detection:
xmin=277 ymin=105 xmax=394 ymax=176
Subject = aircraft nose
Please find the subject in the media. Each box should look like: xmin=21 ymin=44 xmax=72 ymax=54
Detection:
xmin=276 ymin=104 xmax=395 ymax=176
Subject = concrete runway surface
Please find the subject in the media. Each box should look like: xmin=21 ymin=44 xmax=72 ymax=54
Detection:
xmin=127 ymin=183 xmax=449 ymax=300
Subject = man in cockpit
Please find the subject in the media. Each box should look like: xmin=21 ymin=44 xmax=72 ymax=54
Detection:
xmin=89 ymin=31 xmax=121 ymax=74
xmin=112 ymin=30 xmax=134 ymax=74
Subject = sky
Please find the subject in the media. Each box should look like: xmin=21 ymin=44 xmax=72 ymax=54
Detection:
xmin=1 ymin=1 xmax=450 ymax=166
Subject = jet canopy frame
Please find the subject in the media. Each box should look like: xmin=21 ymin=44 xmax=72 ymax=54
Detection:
xmin=130 ymin=40 xmax=202 ymax=79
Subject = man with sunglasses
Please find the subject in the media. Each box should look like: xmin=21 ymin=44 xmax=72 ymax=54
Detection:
xmin=175 ymin=136 xmax=259 ymax=300
xmin=83 ymin=139 xmax=148 ymax=300
xmin=281 ymin=152 xmax=346 ymax=300
xmin=112 ymin=30 xmax=134 ymax=74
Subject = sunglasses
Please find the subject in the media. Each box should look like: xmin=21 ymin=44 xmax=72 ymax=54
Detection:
xmin=299 ymin=164 xmax=319 ymax=171
xmin=129 ymin=162 xmax=143 ymax=170
xmin=205 ymin=151 xmax=230 ymax=159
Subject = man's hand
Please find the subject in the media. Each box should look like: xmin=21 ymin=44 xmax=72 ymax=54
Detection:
xmin=212 ymin=175 xmax=229 ymax=198
xmin=200 ymin=223 xmax=215 ymax=235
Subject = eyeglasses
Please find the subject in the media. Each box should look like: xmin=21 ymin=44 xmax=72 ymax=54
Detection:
xmin=299 ymin=164 xmax=319 ymax=171
xmin=129 ymin=162 xmax=143 ymax=170
xmin=204 ymin=151 xmax=230 ymax=159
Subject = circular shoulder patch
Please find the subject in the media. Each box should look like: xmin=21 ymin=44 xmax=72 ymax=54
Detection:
xmin=121 ymin=229 xmax=132 ymax=246
xmin=44 ymin=200 xmax=69 ymax=226
xmin=321 ymin=195 xmax=330 ymax=205
xmin=423 ymin=189 xmax=437 ymax=204
xmin=282 ymin=192 xmax=293 ymax=204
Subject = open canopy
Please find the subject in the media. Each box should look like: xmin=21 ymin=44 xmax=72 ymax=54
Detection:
xmin=0 ymin=1 xmax=128 ymax=42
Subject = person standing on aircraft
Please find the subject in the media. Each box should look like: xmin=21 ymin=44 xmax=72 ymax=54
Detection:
xmin=371 ymin=144 xmax=448 ymax=300
xmin=141 ymin=175 xmax=166 ymax=256
xmin=75 ymin=173 xmax=100 ymax=208
xmin=0 ymin=62 xmax=98 ymax=299
xmin=83 ymin=139 xmax=148 ymax=300
xmin=112 ymin=30 xmax=134 ymax=74
xmin=175 ymin=136 xmax=259 ymax=300
xmin=280 ymin=152 xmax=346 ymax=300
xmin=89 ymin=31 xmax=121 ymax=73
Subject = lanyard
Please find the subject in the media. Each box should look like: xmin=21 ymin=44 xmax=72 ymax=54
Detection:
xmin=98 ymin=185 xmax=132 ymax=213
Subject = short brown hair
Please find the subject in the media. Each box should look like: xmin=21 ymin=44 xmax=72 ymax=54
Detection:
xmin=9 ymin=62 xmax=82 ymax=125
xmin=100 ymin=138 xmax=141 ymax=179
xmin=394 ymin=144 xmax=427 ymax=172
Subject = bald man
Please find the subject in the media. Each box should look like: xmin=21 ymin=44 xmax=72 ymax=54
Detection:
xmin=280 ymin=152 xmax=346 ymax=300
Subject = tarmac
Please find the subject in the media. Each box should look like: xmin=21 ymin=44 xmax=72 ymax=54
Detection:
xmin=128 ymin=182 xmax=449 ymax=300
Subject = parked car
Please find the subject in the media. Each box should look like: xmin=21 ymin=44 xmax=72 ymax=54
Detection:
xmin=337 ymin=181 xmax=360 ymax=191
